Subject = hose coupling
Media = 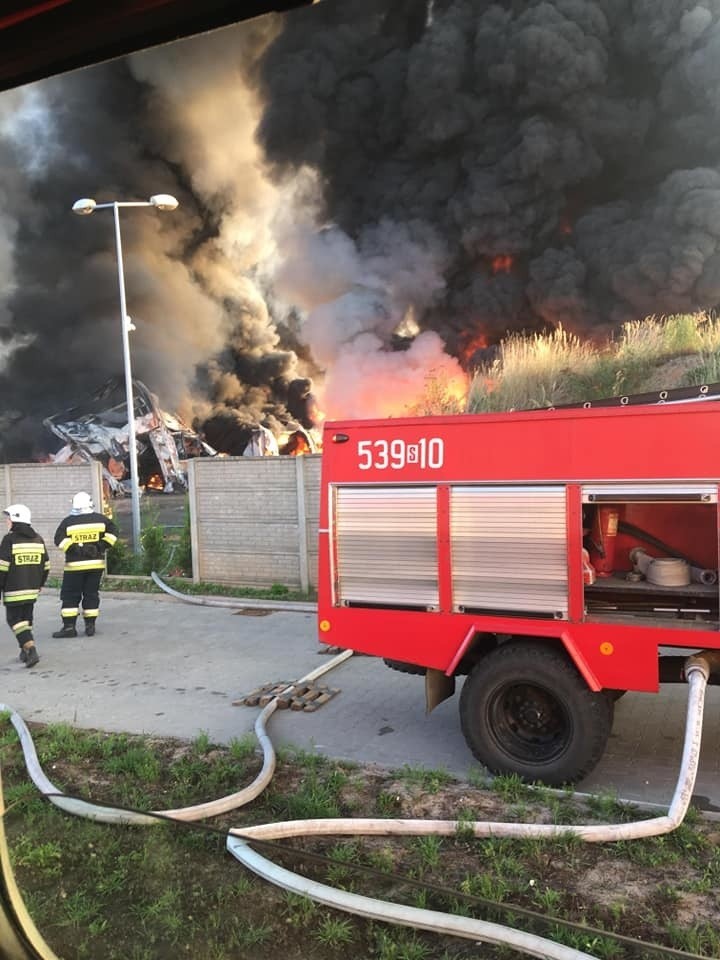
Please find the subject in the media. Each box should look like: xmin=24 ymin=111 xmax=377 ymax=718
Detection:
xmin=683 ymin=650 xmax=720 ymax=682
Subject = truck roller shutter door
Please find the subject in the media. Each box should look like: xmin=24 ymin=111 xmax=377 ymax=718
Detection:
xmin=334 ymin=486 xmax=439 ymax=609
xmin=451 ymin=485 xmax=568 ymax=618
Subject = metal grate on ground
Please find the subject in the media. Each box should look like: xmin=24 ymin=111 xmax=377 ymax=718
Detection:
xmin=233 ymin=680 xmax=340 ymax=712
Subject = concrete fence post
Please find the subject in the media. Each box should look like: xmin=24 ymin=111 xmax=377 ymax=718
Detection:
xmin=188 ymin=459 xmax=201 ymax=583
xmin=295 ymin=455 xmax=309 ymax=593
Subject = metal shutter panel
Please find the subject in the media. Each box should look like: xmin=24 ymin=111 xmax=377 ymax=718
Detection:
xmin=451 ymin=485 xmax=568 ymax=617
xmin=334 ymin=486 xmax=438 ymax=608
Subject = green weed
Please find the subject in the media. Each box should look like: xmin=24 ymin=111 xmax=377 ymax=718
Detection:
xmin=454 ymin=808 xmax=478 ymax=842
xmin=374 ymin=927 xmax=432 ymax=960
xmin=366 ymin=845 xmax=397 ymax=873
xmin=491 ymin=772 xmax=530 ymax=803
xmin=274 ymin=768 xmax=345 ymax=820
xmin=412 ymin=834 xmax=442 ymax=870
xmin=532 ymin=884 xmax=563 ymax=912
xmin=314 ymin=915 xmax=355 ymax=946
xmin=376 ymin=790 xmax=402 ymax=816
xmin=584 ymin=789 xmax=628 ymax=821
xmin=460 ymin=871 xmax=510 ymax=902
xmin=37 ymin=723 xmax=103 ymax=763
xmin=11 ymin=836 xmax=62 ymax=875
xmin=327 ymin=840 xmax=360 ymax=887
xmin=394 ymin=764 xmax=453 ymax=793
xmin=228 ymin=918 xmax=273 ymax=947
xmin=59 ymin=890 xmax=102 ymax=929
xmin=282 ymin=892 xmax=319 ymax=927
xmin=227 ymin=734 xmax=256 ymax=762
xmin=191 ymin=730 xmax=212 ymax=755
xmin=102 ymin=745 xmax=161 ymax=781
xmin=667 ymin=920 xmax=720 ymax=956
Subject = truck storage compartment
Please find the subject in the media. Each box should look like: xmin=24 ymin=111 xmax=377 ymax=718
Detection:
xmin=450 ymin=485 xmax=568 ymax=618
xmin=333 ymin=485 xmax=439 ymax=609
xmin=582 ymin=483 xmax=719 ymax=627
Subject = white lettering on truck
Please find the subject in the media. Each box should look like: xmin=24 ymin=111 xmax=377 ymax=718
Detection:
xmin=357 ymin=438 xmax=444 ymax=471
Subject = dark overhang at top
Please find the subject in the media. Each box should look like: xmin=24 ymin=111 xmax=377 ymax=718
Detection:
xmin=0 ymin=1 xmax=315 ymax=92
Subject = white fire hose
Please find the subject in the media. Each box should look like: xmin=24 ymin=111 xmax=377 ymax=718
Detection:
xmin=1 ymin=652 xmax=715 ymax=960
xmin=0 ymin=650 xmax=353 ymax=825
xmin=149 ymin=571 xmax=316 ymax=613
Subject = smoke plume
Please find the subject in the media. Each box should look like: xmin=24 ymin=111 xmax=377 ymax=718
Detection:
xmin=2 ymin=0 xmax=720 ymax=458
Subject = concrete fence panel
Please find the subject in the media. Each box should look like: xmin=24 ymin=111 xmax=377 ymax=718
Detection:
xmin=188 ymin=454 xmax=321 ymax=590
xmin=0 ymin=458 xmax=319 ymax=589
xmin=0 ymin=462 xmax=103 ymax=576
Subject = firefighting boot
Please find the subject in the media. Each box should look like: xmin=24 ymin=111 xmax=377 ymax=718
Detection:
xmin=84 ymin=620 xmax=96 ymax=637
xmin=52 ymin=620 xmax=77 ymax=638
xmin=21 ymin=641 xmax=39 ymax=669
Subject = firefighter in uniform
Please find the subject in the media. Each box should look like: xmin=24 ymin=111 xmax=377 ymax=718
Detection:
xmin=0 ymin=504 xmax=49 ymax=668
xmin=52 ymin=492 xmax=118 ymax=638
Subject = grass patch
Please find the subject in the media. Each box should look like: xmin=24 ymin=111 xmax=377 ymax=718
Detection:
xmin=99 ymin=574 xmax=316 ymax=603
xmin=1 ymin=719 xmax=719 ymax=959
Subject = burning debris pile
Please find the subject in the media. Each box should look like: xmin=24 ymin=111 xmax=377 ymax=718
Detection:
xmin=43 ymin=375 xmax=321 ymax=499
xmin=44 ymin=378 xmax=217 ymax=497
xmin=183 ymin=375 xmax=323 ymax=462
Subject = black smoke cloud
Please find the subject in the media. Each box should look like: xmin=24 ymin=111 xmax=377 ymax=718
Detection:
xmin=257 ymin=0 xmax=720 ymax=349
xmin=2 ymin=0 xmax=720 ymax=457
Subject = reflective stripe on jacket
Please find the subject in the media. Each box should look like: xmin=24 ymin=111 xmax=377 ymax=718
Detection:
xmin=54 ymin=511 xmax=119 ymax=571
xmin=0 ymin=526 xmax=50 ymax=605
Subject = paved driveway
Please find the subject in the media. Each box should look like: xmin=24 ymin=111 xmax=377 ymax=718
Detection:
xmin=2 ymin=591 xmax=718 ymax=811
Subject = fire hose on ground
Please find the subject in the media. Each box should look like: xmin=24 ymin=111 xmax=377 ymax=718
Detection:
xmin=149 ymin=571 xmax=317 ymax=613
xmin=0 ymin=650 xmax=717 ymax=960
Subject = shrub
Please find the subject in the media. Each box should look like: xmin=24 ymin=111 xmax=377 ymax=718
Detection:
xmin=140 ymin=517 xmax=169 ymax=575
xmin=174 ymin=502 xmax=193 ymax=576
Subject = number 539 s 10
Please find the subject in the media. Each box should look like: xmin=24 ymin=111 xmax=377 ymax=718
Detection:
xmin=357 ymin=438 xmax=444 ymax=471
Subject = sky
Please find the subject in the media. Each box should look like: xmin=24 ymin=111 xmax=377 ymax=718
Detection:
xmin=1 ymin=0 xmax=720 ymax=457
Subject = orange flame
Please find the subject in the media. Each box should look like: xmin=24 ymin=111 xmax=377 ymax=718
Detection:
xmin=459 ymin=332 xmax=489 ymax=365
xmin=283 ymin=431 xmax=312 ymax=456
xmin=145 ymin=474 xmax=164 ymax=491
xmin=491 ymin=254 xmax=514 ymax=274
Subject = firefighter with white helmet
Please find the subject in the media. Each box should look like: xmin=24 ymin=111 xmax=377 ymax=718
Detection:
xmin=0 ymin=504 xmax=49 ymax=667
xmin=52 ymin=491 xmax=118 ymax=638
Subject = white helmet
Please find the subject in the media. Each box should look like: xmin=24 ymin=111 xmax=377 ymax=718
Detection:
xmin=72 ymin=491 xmax=94 ymax=513
xmin=4 ymin=504 xmax=31 ymax=524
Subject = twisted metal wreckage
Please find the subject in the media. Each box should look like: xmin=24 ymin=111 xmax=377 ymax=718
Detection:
xmin=43 ymin=378 xmax=217 ymax=496
xmin=42 ymin=378 xmax=320 ymax=499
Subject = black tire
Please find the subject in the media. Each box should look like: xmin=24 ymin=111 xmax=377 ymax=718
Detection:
xmin=383 ymin=658 xmax=426 ymax=676
xmin=459 ymin=641 xmax=614 ymax=786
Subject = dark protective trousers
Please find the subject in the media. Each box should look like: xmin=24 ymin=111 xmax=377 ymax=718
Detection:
xmin=59 ymin=569 xmax=103 ymax=627
xmin=5 ymin=601 xmax=35 ymax=648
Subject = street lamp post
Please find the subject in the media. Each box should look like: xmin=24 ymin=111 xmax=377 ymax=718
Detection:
xmin=72 ymin=194 xmax=179 ymax=554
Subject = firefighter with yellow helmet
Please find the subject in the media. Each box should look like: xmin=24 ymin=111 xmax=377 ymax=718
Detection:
xmin=0 ymin=504 xmax=49 ymax=667
xmin=52 ymin=492 xmax=118 ymax=638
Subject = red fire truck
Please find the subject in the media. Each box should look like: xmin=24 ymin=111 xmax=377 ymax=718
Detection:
xmin=317 ymin=390 xmax=720 ymax=785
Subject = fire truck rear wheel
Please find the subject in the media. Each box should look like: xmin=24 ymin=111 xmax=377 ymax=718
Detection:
xmin=459 ymin=642 xmax=614 ymax=787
